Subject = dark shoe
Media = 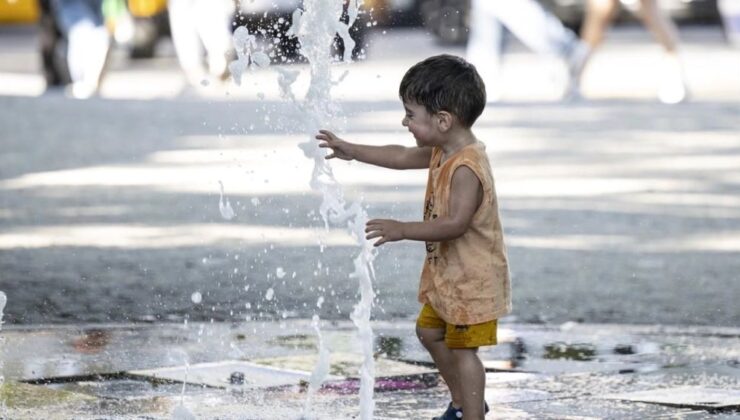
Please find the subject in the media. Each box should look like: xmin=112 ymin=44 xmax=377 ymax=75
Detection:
xmin=432 ymin=402 xmax=489 ymax=419
xmin=432 ymin=402 xmax=462 ymax=420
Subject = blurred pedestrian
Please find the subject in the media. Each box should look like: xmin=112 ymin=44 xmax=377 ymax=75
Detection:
xmin=50 ymin=0 xmax=111 ymax=98
xmin=465 ymin=0 xmax=590 ymax=101
xmin=719 ymin=0 xmax=740 ymax=48
xmin=167 ymin=0 xmax=235 ymax=86
xmin=578 ymin=0 xmax=688 ymax=104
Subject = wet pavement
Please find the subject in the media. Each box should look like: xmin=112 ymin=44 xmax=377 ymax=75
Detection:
xmin=2 ymin=320 xmax=740 ymax=418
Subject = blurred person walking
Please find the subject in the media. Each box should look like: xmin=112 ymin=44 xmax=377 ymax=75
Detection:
xmin=167 ymin=0 xmax=235 ymax=86
xmin=465 ymin=0 xmax=590 ymax=101
xmin=578 ymin=0 xmax=688 ymax=103
xmin=50 ymin=0 xmax=111 ymax=98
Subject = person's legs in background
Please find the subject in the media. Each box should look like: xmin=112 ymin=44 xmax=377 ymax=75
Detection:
xmin=465 ymin=0 xmax=505 ymax=101
xmin=636 ymin=0 xmax=688 ymax=103
xmin=193 ymin=0 xmax=233 ymax=81
xmin=168 ymin=0 xmax=207 ymax=86
xmin=581 ymin=0 xmax=620 ymax=49
xmin=53 ymin=0 xmax=110 ymax=98
xmin=580 ymin=0 xmax=687 ymax=103
xmin=489 ymin=0 xmax=590 ymax=98
xmin=467 ymin=0 xmax=590 ymax=100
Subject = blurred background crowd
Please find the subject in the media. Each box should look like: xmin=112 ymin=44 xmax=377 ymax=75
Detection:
xmin=0 ymin=0 xmax=738 ymax=100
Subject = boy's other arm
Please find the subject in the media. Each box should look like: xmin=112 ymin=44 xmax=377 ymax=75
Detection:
xmin=316 ymin=130 xmax=432 ymax=169
xmin=365 ymin=166 xmax=483 ymax=246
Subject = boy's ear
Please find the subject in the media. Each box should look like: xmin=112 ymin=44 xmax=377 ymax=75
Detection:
xmin=436 ymin=111 xmax=453 ymax=132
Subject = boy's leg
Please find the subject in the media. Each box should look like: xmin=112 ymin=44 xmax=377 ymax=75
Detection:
xmin=416 ymin=326 xmax=463 ymax=407
xmin=451 ymin=348 xmax=486 ymax=420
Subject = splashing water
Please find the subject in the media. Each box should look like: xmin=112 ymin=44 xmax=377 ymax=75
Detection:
xmin=171 ymin=345 xmax=194 ymax=419
xmin=229 ymin=26 xmax=270 ymax=86
xmin=172 ymin=404 xmax=196 ymax=420
xmin=291 ymin=1 xmax=376 ymax=418
xmin=0 ymin=291 xmax=5 ymax=326
xmin=230 ymin=1 xmax=375 ymax=417
xmin=218 ymin=181 xmax=236 ymax=220
xmin=1 ymin=291 xmax=7 ymax=415
xmin=302 ymin=314 xmax=331 ymax=418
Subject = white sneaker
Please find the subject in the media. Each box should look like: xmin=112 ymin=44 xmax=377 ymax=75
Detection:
xmin=68 ymin=82 xmax=97 ymax=99
xmin=658 ymin=55 xmax=688 ymax=104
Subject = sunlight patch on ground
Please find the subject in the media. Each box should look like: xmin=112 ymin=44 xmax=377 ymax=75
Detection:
xmin=647 ymin=232 xmax=740 ymax=252
xmin=0 ymin=224 xmax=354 ymax=249
xmin=497 ymin=177 xmax=699 ymax=197
xmin=508 ymin=232 xmax=740 ymax=252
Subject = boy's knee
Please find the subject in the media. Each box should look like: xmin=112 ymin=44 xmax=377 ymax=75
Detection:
xmin=416 ymin=326 xmax=445 ymax=348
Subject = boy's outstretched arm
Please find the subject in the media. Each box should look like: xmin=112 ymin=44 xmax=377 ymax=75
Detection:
xmin=365 ymin=166 xmax=483 ymax=246
xmin=315 ymin=129 xmax=432 ymax=170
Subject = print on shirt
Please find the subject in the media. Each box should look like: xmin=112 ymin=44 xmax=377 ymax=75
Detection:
xmin=424 ymin=194 xmax=439 ymax=264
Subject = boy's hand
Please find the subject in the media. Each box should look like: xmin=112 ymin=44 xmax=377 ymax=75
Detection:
xmin=365 ymin=219 xmax=404 ymax=247
xmin=315 ymin=130 xmax=354 ymax=161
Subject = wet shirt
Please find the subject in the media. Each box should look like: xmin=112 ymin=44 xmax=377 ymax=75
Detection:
xmin=418 ymin=142 xmax=512 ymax=325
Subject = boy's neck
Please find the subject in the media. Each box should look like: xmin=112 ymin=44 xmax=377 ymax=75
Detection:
xmin=440 ymin=127 xmax=477 ymax=159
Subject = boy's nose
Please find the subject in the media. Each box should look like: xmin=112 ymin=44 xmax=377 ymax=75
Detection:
xmin=401 ymin=117 xmax=408 ymax=127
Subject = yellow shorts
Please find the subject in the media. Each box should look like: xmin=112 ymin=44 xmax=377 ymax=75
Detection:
xmin=416 ymin=304 xmax=497 ymax=349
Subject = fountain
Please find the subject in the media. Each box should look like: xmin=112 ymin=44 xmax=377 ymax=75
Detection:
xmin=230 ymin=0 xmax=376 ymax=418
xmin=0 ymin=291 xmax=6 ymax=415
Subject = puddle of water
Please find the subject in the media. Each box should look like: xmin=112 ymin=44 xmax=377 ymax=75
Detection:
xmin=542 ymin=342 xmax=597 ymax=361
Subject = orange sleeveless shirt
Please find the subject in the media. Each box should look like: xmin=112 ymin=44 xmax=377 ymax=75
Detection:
xmin=418 ymin=142 xmax=512 ymax=325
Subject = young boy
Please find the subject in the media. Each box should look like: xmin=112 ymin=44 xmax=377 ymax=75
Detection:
xmin=315 ymin=54 xmax=511 ymax=420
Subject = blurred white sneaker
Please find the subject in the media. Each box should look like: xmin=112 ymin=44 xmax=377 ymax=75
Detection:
xmin=658 ymin=55 xmax=688 ymax=104
xmin=68 ymin=82 xmax=97 ymax=99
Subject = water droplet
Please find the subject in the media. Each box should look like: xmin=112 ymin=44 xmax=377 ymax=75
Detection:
xmin=265 ymin=288 xmax=274 ymax=301
xmin=276 ymin=267 xmax=286 ymax=279
xmin=191 ymin=292 xmax=202 ymax=304
xmin=317 ymin=296 xmax=324 ymax=308
xmin=218 ymin=181 xmax=236 ymax=220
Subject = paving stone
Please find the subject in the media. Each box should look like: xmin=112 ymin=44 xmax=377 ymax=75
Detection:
xmin=129 ymin=360 xmax=321 ymax=389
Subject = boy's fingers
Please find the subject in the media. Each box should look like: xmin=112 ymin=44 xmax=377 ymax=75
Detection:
xmin=365 ymin=225 xmax=382 ymax=233
xmin=365 ymin=231 xmax=382 ymax=240
xmin=318 ymin=129 xmax=335 ymax=139
xmin=325 ymin=153 xmax=336 ymax=159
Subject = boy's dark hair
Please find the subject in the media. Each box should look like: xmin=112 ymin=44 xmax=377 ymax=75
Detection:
xmin=399 ymin=54 xmax=486 ymax=128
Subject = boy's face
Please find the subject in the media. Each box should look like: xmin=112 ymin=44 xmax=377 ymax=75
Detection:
xmin=402 ymin=101 xmax=439 ymax=147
